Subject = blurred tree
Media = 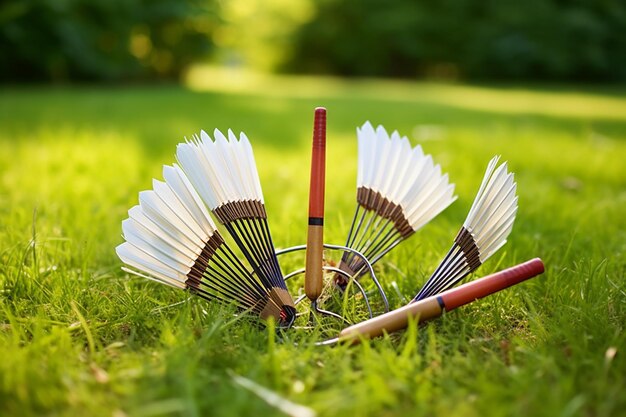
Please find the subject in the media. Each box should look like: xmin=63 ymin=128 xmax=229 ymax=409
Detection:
xmin=3 ymin=0 xmax=625 ymax=82
xmin=284 ymin=0 xmax=626 ymax=81
xmin=0 ymin=0 xmax=218 ymax=82
xmin=213 ymin=0 xmax=315 ymax=71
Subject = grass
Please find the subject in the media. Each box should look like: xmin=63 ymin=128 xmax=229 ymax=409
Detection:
xmin=0 ymin=71 xmax=625 ymax=417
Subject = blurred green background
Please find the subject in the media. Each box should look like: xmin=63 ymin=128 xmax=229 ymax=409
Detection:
xmin=2 ymin=0 xmax=625 ymax=82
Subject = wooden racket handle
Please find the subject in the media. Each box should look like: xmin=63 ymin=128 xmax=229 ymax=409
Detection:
xmin=305 ymin=108 xmax=326 ymax=301
xmin=338 ymin=258 xmax=544 ymax=343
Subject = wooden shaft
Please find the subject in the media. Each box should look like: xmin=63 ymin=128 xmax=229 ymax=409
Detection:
xmin=338 ymin=258 xmax=544 ymax=343
xmin=338 ymin=296 xmax=443 ymax=342
xmin=305 ymin=224 xmax=324 ymax=300
xmin=305 ymin=107 xmax=326 ymax=301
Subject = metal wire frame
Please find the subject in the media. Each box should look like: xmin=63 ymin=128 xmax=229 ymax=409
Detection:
xmin=275 ymin=243 xmax=390 ymax=320
xmin=338 ymin=204 xmax=408 ymax=282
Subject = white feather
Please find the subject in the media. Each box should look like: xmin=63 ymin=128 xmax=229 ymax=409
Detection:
xmin=463 ymin=156 xmax=518 ymax=263
xmin=116 ymin=242 xmax=188 ymax=283
xmin=358 ymin=122 xmax=377 ymax=189
xmin=176 ymin=141 xmax=220 ymax=209
xmin=117 ymin=164 xmax=220 ymax=289
xmin=176 ymin=128 xmax=264 ymax=209
xmin=128 ymin=205 xmax=199 ymax=257
xmin=152 ymin=179 xmax=205 ymax=242
xmin=163 ymin=164 xmax=216 ymax=237
xmin=238 ymin=133 xmax=258 ymax=200
xmin=384 ymin=137 xmax=414 ymax=202
xmin=122 ymin=218 xmax=194 ymax=268
xmin=138 ymin=191 xmax=203 ymax=248
xmin=356 ymin=121 xmax=457 ymax=232
xmin=465 ymin=156 xmax=500 ymax=225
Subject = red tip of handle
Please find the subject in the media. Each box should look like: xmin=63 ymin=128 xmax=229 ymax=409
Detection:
xmin=441 ymin=258 xmax=545 ymax=311
xmin=309 ymin=107 xmax=327 ymax=218
xmin=313 ymin=108 xmax=326 ymax=148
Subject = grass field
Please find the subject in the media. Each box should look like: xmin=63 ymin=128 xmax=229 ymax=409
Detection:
xmin=1 ymin=72 xmax=625 ymax=417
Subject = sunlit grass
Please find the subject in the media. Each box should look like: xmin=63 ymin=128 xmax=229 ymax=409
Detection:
xmin=0 ymin=75 xmax=625 ymax=417
xmin=187 ymin=65 xmax=626 ymax=120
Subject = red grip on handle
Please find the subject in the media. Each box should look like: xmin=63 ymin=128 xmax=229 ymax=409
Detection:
xmin=309 ymin=107 xmax=326 ymax=218
xmin=312 ymin=107 xmax=326 ymax=149
xmin=441 ymin=258 xmax=545 ymax=311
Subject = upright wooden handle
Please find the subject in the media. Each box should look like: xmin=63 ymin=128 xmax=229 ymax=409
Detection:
xmin=338 ymin=258 xmax=544 ymax=343
xmin=305 ymin=107 xmax=326 ymax=301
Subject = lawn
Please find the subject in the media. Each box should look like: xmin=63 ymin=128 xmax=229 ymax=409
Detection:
xmin=0 ymin=72 xmax=625 ymax=417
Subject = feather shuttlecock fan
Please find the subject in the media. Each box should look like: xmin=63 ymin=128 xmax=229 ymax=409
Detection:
xmin=175 ymin=129 xmax=295 ymax=315
xmin=117 ymin=133 xmax=296 ymax=327
xmin=336 ymin=122 xmax=457 ymax=285
xmin=414 ymin=156 xmax=518 ymax=301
